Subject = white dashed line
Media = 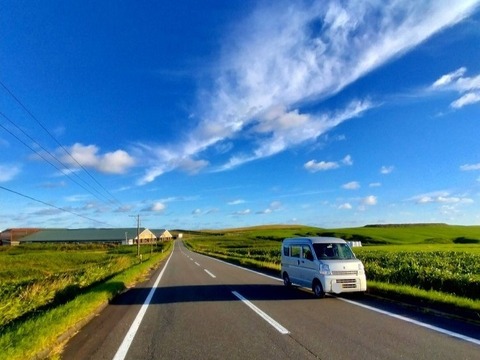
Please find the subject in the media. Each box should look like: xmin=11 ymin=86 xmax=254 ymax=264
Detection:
xmin=204 ymin=269 xmax=216 ymax=278
xmin=232 ymin=291 xmax=289 ymax=335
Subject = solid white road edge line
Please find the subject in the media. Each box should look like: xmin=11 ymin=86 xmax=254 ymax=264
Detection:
xmin=112 ymin=246 xmax=175 ymax=360
xmin=232 ymin=291 xmax=289 ymax=335
xmin=186 ymin=245 xmax=478 ymax=345
xmin=204 ymin=269 xmax=216 ymax=278
xmin=338 ymin=297 xmax=480 ymax=346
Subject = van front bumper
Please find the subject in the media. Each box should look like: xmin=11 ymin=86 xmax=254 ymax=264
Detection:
xmin=324 ymin=276 xmax=367 ymax=293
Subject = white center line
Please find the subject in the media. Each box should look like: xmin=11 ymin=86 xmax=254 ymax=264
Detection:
xmin=204 ymin=269 xmax=216 ymax=278
xmin=232 ymin=291 xmax=289 ymax=335
xmin=194 ymin=262 xmax=200 ymax=266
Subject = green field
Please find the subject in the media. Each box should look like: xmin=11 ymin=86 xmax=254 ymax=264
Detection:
xmin=0 ymin=242 xmax=172 ymax=360
xmin=1 ymin=223 xmax=480 ymax=359
xmin=183 ymin=224 xmax=480 ymax=315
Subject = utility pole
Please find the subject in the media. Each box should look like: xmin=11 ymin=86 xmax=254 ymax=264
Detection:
xmin=130 ymin=214 xmax=140 ymax=257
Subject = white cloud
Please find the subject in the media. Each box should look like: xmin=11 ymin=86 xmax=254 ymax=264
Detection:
xmin=257 ymin=201 xmax=283 ymax=214
xmin=342 ymin=181 xmax=360 ymax=190
xmin=146 ymin=202 xmax=166 ymax=212
xmin=304 ymin=160 xmax=339 ymax=172
xmin=233 ymin=209 xmax=251 ymax=215
xmin=432 ymin=67 xmax=480 ymax=109
xmin=369 ymin=182 xmax=382 ymax=187
xmin=460 ymin=163 xmax=480 ymax=171
xmin=380 ymin=166 xmax=394 ymax=174
xmin=339 ymin=203 xmax=352 ymax=210
xmin=410 ymin=191 xmax=473 ymax=204
xmin=342 ymin=155 xmax=353 ymax=166
xmin=451 ymin=92 xmax=480 ymax=108
xmin=228 ymin=199 xmax=245 ymax=205
xmin=61 ymin=143 xmax=135 ymax=174
xmin=305 ymin=154 xmax=353 ymax=173
xmin=0 ymin=164 xmax=21 ymax=182
xmin=362 ymin=195 xmax=378 ymax=206
xmin=139 ymin=1 xmax=479 ymax=183
xmin=432 ymin=67 xmax=467 ymax=87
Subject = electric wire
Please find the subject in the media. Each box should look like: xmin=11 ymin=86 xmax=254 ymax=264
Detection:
xmin=0 ymin=111 xmax=114 ymax=205
xmin=0 ymin=185 xmax=114 ymax=226
xmin=0 ymin=79 xmax=122 ymax=206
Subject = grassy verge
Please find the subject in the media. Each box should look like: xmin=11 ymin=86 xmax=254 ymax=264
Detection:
xmin=366 ymin=281 xmax=480 ymax=322
xmin=0 ymin=242 xmax=172 ymax=360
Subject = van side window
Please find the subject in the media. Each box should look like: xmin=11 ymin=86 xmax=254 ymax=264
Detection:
xmin=302 ymin=245 xmax=314 ymax=261
xmin=283 ymin=246 xmax=289 ymax=256
xmin=291 ymin=245 xmax=301 ymax=258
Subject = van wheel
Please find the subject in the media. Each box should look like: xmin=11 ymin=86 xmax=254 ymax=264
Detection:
xmin=312 ymin=280 xmax=325 ymax=298
xmin=283 ymin=272 xmax=292 ymax=287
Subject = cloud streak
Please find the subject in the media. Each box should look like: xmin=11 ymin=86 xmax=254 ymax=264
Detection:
xmin=432 ymin=67 xmax=480 ymax=108
xmin=139 ymin=0 xmax=479 ymax=184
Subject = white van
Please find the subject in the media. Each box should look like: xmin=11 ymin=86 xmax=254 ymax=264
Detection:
xmin=281 ymin=237 xmax=367 ymax=297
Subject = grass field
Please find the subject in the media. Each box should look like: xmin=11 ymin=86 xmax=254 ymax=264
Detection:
xmin=183 ymin=224 xmax=480 ymax=314
xmin=0 ymin=241 xmax=172 ymax=360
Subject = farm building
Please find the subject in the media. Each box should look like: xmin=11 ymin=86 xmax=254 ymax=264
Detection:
xmin=0 ymin=228 xmax=40 ymax=246
xmin=155 ymin=229 xmax=173 ymax=241
xmin=0 ymin=227 xmax=175 ymax=245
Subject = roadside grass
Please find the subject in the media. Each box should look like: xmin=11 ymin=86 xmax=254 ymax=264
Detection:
xmin=0 ymin=241 xmax=172 ymax=360
xmin=183 ymin=224 xmax=480 ymax=319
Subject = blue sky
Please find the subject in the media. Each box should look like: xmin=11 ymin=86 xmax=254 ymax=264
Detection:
xmin=1 ymin=0 xmax=480 ymax=230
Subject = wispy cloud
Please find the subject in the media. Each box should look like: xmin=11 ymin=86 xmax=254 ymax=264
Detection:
xmin=305 ymin=155 xmax=353 ymax=173
xmin=138 ymin=0 xmax=479 ymax=184
xmin=409 ymin=191 xmax=474 ymax=204
xmin=460 ymin=163 xmax=480 ymax=171
xmin=432 ymin=67 xmax=480 ymax=108
xmin=228 ymin=199 xmax=245 ymax=205
xmin=380 ymin=166 xmax=394 ymax=174
xmin=0 ymin=164 xmax=21 ymax=182
xmin=342 ymin=181 xmax=360 ymax=190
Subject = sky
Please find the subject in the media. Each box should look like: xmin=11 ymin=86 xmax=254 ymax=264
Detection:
xmin=1 ymin=0 xmax=480 ymax=231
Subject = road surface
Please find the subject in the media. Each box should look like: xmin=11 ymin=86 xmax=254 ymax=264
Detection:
xmin=62 ymin=240 xmax=480 ymax=359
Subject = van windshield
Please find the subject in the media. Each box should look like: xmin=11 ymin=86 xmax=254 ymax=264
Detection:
xmin=313 ymin=243 xmax=356 ymax=260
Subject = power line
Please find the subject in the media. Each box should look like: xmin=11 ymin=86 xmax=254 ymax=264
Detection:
xmin=0 ymin=79 xmax=122 ymax=205
xmin=0 ymin=185 xmax=114 ymax=226
xmin=0 ymin=111 xmax=114 ymax=205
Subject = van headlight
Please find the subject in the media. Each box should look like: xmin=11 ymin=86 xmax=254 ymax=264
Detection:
xmin=319 ymin=264 xmax=331 ymax=275
xmin=358 ymin=263 xmax=364 ymax=274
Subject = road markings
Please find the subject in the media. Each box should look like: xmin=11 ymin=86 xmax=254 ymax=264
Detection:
xmin=339 ymin=297 xmax=480 ymax=346
xmin=232 ymin=291 xmax=289 ymax=335
xmin=112 ymin=248 xmax=174 ymax=360
xmin=204 ymin=269 xmax=216 ymax=278
xmin=194 ymin=262 xmax=200 ymax=266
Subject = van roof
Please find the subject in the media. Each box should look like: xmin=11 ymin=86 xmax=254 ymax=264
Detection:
xmin=283 ymin=236 xmax=346 ymax=244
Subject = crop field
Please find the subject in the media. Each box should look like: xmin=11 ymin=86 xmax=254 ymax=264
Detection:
xmin=0 ymin=242 xmax=168 ymax=329
xmin=183 ymin=224 xmax=480 ymax=311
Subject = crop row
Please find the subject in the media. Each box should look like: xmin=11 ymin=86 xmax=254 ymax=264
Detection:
xmin=185 ymin=238 xmax=480 ymax=301
xmin=356 ymin=251 xmax=480 ymax=300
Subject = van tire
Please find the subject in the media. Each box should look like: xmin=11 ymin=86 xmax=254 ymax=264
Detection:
xmin=283 ymin=272 xmax=292 ymax=287
xmin=312 ymin=279 xmax=325 ymax=298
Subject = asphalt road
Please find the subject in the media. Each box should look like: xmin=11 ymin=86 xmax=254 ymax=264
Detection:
xmin=61 ymin=240 xmax=480 ymax=360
